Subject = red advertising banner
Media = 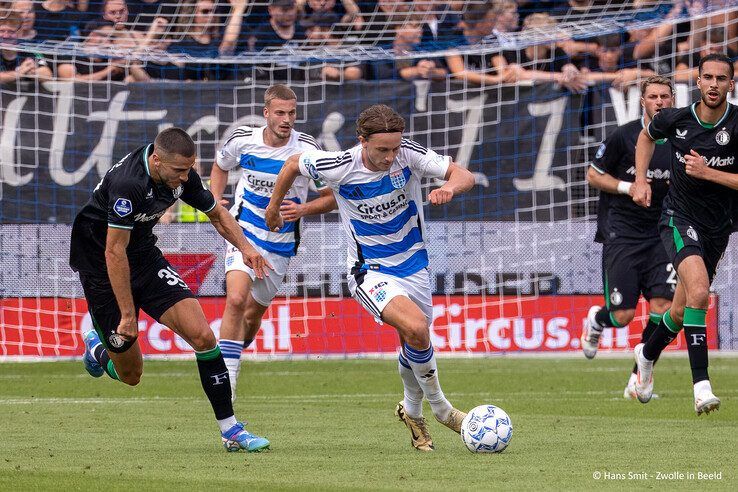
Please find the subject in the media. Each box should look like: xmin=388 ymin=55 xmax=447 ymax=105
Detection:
xmin=0 ymin=295 xmax=719 ymax=357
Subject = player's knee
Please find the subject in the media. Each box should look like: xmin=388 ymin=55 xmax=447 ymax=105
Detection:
xmin=402 ymin=318 xmax=430 ymax=349
xmin=613 ymin=309 xmax=635 ymax=326
xmin=225 ymin=290 xmax=249 ymax=312
xmin=649 ymin=299 xmax=671 ymax=315
xmin=190 ymin=329 xmax=217 ymax=353
xmin=119 ymin=368 xmax=142 ymax=386
xmin=686 ymin=285 xmax=710 ymax=309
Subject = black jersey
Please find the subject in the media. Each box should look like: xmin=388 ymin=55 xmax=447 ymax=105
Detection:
xmin=647 ymin=103 xmax=738 ymax=234
xmin=70 ymin=144 xmax=216 ymax=275
xmin=592 ymin=118 xmax=671 ymax=243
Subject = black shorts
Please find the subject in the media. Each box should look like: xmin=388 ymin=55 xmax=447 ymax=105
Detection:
xmin=78 ymin=256 xmax=195 ymax=353
xmin=659 ymin=213 xmax=730 ymax=284
xmin=602 ymin=239 xmax=675 ymax=310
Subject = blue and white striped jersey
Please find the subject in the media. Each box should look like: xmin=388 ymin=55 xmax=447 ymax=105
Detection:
xmin=298 ymin=139 xmax=450 ymax=277
xmin=216 ymin=126 xmax=321 ymax=257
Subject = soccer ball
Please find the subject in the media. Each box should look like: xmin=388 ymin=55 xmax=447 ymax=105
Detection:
xmin=460 ymin=404 xmax=513 ymax=453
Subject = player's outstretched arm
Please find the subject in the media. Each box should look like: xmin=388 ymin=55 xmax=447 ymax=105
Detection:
xmin=428 ymin=163 xmax=475 ymax=205
xmin=280 ymin=188 xmax=337 ymax=222
xmin=632 ymin=129 xmax=655 ymax=207
xmin=105 ymin=227 xmax=138 ymax=341
xmin=206 ymin=204 xmax=273 ymax=279
xmin=265 ymin=154 xmax=302 ymax=231
xmin=209 ymin=162 xmax=231 ymax=207
xmin=684 ymin=149 xmax=738 ymax=190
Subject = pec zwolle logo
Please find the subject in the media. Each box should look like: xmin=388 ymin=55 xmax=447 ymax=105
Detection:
xmin=390 ymin=169 xmax=406 ymax=189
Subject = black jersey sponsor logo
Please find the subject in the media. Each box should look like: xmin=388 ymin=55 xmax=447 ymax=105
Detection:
xmin=625 ymin=166 xmax=670 ymax=180
xmin=675 ymin=151 xmax=734 ymax=167
xmin=716 ymin=129 xmax=730 ymax=145
xmin=675 ymin=128 xmax=688 ymax=139
xmin=134 ymin=210 xmax=166 ymax=222
xmin=145 ymin=189 xmax=154 ymax=199
xmin=113 ymin=198 xmax=132 ymax=217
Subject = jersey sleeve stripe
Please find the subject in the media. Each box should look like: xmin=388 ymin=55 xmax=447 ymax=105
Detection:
xmin=401 ymin=139 xmax=428 ymax=155
xmin=223 ymin=129 xmax=253 ymax=146
xmin=590 ymin=163 xmax=606 ymax=174
xmin=108 ymin=223 xmax=133 ymax=230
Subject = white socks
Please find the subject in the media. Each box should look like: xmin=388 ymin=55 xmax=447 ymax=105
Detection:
xmin=402 ymin=343 xmax=453 ymax=422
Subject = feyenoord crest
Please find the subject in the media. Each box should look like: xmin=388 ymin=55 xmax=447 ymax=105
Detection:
xmin=108 ymin=333 xmax=125 ymax=348
xmin=390 ymin=169 xmax=406 ymax=189
xmin=716 ymin=129 xmax=730 ymax=145
xmin=610 ymin=288 xmax=623 ymax=306
xmin=687 ymin=226 xmax=698 ymax=241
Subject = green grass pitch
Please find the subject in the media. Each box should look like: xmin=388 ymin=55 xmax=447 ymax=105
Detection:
xmin=1 ymin=356 xmax=736 ymax=490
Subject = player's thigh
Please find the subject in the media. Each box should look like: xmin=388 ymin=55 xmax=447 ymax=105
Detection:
xmin=382 ymin=295 xmax=429 ymax=347
xmin=641 ymin=241 xmax=675 ymax=306
xmin=159 ymin=297 xmax=215 ymax=352
xmin=79 ymin=273 xmax=140 ymax=355
xmin=602 ymin=242 xmax=640 ymax=311
xmin=225 ymin=244 xmax=288 ymax=308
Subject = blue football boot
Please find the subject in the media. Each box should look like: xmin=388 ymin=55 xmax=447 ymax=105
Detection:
xmin=221 ymin=422 xmax=270 ymax=452
xmin=82 ymin=331 xmax=104 ymax=378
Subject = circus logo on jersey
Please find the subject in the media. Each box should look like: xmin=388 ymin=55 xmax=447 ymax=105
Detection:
xmin=113 ymin=198 xmax=132 ymax=217
xmin=715 ymin=129 xmax=730 ymax=145
xmin=390 ymin=169 xmax=406 ymax=189
xmin=173 ymin=185 xmax=183 ymax=199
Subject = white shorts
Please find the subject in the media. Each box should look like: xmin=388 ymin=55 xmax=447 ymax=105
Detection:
xmin=347 ymin=268 xmax=433 ymax=323
xmin=225 ymin=242 xmax=289 ymax=307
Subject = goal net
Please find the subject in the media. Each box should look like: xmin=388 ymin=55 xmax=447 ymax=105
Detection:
xmin=1 ymin=1 xmax=737 ymax=358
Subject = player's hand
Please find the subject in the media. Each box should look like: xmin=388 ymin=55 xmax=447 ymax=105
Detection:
xmin=265 ymin=205 xmax=284 ymax=232
xmin=631 ymin=179 xmax=651 ymax=207
xmin=116 ymin=316 xmax=139 ymax=342
xmin=280 ymin=200 xmax=304 ymax=222
xmin=684 ymin=149 xmax=711 ymax=180
xmin=218 ymin=198 xmax=230 ymax=208
xmin=428 ymin=186 xmax=454 ymax=205
xmin=241 ymin=249 xmax=273 ymax=279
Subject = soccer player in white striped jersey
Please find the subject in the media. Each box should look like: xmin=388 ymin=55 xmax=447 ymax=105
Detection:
xmin=265 ymin=104 xmax=475 ymax=452
xmin=210 ymin=84 xmax=336 ymax=404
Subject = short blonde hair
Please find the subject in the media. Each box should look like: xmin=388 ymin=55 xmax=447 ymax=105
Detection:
xmin=264 ymin=84 xmax=297 ymax=106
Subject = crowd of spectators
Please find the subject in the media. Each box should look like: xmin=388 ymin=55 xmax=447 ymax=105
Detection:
xmin=1 ymin=0 xmax=737 ymax=85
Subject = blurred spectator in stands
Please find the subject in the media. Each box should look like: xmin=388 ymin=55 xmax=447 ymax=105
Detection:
xmin=299 ymin=0 xmax=362 ymax=31
xmin=627 ymin=1 xmax=684 ymax=75
xmin=580 ymin=32 xmax=654 ymax=89
xmin=495 ymin=13 xmax=586 ymax=91
xmin=489 ymin=0 xmax=519 ymax=40
xmin=674 ymin=27 xmax=738 ymax=81
xmin=242 ymin=0 xmax=306 ymax=52
xmin=412 ymin=0 xmax=459 ymax=50
xmin=516 ymin=1 xmax=569 ymax=27
xmin=56 ymin=20 xmax=149 ymax=81
xmin=302 ymin=12 xmax=363 ymax=81
xmin=1 ymin=8 xmax=53 ymax=82
xmin=365 ymin=22 xmax=447 ymax=80
xmin=445 ymin=1 xmax=515 ymax=85
xmin=12 ymin=0 xmax=36 ymax=41
xmin=34 ymin=0 xmax=85 ymax=41
xmin=359 ymin=0 xmax=412 ymax=46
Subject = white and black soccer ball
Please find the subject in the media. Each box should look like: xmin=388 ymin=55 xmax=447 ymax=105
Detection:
xmin=460 ymin=404 xmax=513 ymax=453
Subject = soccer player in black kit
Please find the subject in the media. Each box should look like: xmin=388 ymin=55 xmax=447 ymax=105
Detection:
xmin=633 ymin=53 xmax=738 ymax=415
xmin=582 ymin=76 xmax=676 ymax=400
xmin=70 ymin=128 xmax=273 ymax=450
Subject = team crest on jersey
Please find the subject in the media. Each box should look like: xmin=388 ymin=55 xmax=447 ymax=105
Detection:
xmin=390 ymin=169 xmax=406 ymax=189
xmin=687 ymin=226 xmax=698 ymax=241
xmin=173 ymin=185 xmax=183 ymax=199
xmin=595 ymin=143 xmax=606 ymax=159
xmin=108 ymin=333 xmax=125 ymax=348
xmin=113 ymin=198 xmax=132 ymax=217
xmin=715 ymin=129 xmax=730 ymax=145
xmin=610 ymin=288 xmax=623 ymax=306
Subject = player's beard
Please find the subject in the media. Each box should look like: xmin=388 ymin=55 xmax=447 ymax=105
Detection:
xmin=701 ymin=90 xmax=726 ymax=109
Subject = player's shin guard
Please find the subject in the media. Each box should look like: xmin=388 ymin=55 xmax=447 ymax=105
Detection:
xmin=632 ymin=313 xmax=663 ymax=374
xmin=683 ymin=307 xmax=709 ymax=384
xmin=398 ymin=352 xmax=423 ymax=418
xmin=195 ymin=345 xmax=234 ymax=420
xmin=643 ymin=310 xmax=680 ymax=361
xmin=92 ymin=344 xmax=119 ymax=380
xmin=402 ymin=343 xmax=452 ymax=422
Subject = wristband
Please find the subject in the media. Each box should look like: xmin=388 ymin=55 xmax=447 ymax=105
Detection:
xmin=617 ymin=181 xmax=632 ymax=195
